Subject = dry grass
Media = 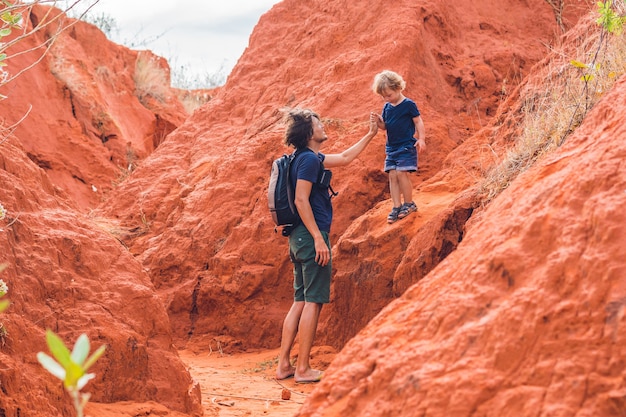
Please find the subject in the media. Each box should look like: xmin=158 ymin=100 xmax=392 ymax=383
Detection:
xmin=134 ymin=51 xmax=170 ymax=105
xmin=111 ymin=144 xmax=139 ymax=186
xmin=89 ymin=215 xmax=150 ymax=247
xmin=478 ymin=8 xmax=626 ymax=205
xmin=176 ymin=89 xmax=213 ymax=114
xmin=0 ymin=323 xmax=7 ymax=347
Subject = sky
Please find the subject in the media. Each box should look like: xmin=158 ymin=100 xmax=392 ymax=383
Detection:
xmin=64 ymin=0 xmax=282 ymax=86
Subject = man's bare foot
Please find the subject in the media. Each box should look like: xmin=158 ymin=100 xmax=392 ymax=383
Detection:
xmin=276 ymin=365 xmax=296 ymax=380
xmin=295 ymin=368 xmax=323 ymax=384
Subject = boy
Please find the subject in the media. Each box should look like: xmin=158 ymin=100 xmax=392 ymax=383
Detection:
xmin=372 ymin=70 xmax=426 ymax=223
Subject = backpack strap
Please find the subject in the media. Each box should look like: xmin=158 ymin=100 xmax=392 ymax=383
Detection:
xmin=288 ymin=148 xmax=338 ymax=209
xmin=285 ymin=152 xmax=298 ymax=226
xmin=328 ymin=184 xmax=338 ymax=199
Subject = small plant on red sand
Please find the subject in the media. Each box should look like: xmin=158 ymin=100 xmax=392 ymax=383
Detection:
xmin=0 ymin=264 xmax=9 ymax=347
xmin=566 ymin=0 xmax=626 ymax=139
xmin=37 ymin=330 xmax=106 ymax=417
xmin=0 ymin=1 xmax=24 ymax=93
xmin=0 ymin=262 xmax=8 ymax=346
xmin=0 ymin=263 xmax=9 ymax=312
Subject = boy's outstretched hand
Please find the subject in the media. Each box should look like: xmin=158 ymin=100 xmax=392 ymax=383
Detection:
xmin=371 ymin=112 xmax=385 ymax=130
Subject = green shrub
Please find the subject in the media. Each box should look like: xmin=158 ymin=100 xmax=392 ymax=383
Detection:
xmin=37 ymin=330 xmax=106 ymax=417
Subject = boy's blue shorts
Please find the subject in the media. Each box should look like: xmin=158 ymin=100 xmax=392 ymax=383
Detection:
xmin=384 ymin=145 xmax=418 ymax=172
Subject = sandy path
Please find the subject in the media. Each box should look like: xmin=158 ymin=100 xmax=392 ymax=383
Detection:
xmin=179 ymin=348 xmax=324 ymax=417
xmin=176 ymin=190 xmax=459 ymax=416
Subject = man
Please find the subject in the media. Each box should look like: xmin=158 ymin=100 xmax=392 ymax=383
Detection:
xmin=276 ymin=108 xmax=378 ymax=383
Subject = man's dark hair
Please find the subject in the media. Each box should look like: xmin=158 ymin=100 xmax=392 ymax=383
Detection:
xmin=284 ymin=108 xmax=319 ymax=149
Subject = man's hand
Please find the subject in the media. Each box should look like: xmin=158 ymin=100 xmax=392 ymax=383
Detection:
xmin=314 ymin=236 xmax=330 ymax=266
xmin=372 ymin=112 xmax=385 ymax=130
xmin=368 ymin=113 xmax=379 ymax=135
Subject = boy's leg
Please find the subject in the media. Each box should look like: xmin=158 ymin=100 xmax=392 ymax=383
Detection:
xmin=388 ymin=170 xmax=402 ymax=208
xmin=387 ymin=170 xmax=402 ymax=223
xmin=396 ymin=145 xmax=417 ymax=210
xmin=397 ymin=170 xmax=413 ymax=204
xmin=397 ymin=170 xmax=417 ymax=219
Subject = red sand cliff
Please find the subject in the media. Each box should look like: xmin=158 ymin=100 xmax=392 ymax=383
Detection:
xmin=3 ymin=0 xmax=624 ymax=416
xmin=99 ymin=0 xmax=592 ymax=352
xmin=298 ymin=50 xmax=626 ymax=417
xmin=0 ymin=5 xmax=199 ymax=417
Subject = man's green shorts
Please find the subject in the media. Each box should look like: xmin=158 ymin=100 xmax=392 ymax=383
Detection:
xmin=288 ymin=224 xmax=331 ymax=304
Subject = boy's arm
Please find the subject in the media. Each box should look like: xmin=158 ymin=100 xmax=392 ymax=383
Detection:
xmin=294 ymin=179 xmax=330 ymax=266
xmin=414 ymin=115 xmax=426 ymax=153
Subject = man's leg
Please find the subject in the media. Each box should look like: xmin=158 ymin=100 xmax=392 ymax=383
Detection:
xmin=276 ymin=301 xmax=304 ymax=379
xmin=294 ymin=301 xmax=324 ymax=382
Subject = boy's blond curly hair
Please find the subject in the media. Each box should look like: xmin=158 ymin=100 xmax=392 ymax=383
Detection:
xmin=372 ymin=70 xmax=406 ymax=94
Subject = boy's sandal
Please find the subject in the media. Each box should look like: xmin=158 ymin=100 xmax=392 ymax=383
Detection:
xmin=387 ymin=207 xmax=401 ymax=224
xmin=398 ymin=202 xmax=417 ymax=219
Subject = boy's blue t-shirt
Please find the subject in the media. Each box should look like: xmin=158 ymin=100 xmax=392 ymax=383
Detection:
xmin=290 ymin=149 xmax=333 ymax=233
xmin=382 ymin=98 xmax=420 ymax=151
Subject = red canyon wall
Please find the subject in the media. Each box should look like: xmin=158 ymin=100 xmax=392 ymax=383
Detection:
xmin=298 ymin=54 xmax=626 ymax=417
xmin=2 ymin=0 xmax=617 ymax=416
xmin=0 ymin=5 xmax=200 ymax=417
xmin=0 ymin=6 xmax=187 ymax=210
xmin=99 ymin=0 xmax=591 ymax=353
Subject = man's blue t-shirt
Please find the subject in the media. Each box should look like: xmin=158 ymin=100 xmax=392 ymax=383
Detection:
xmin=289 ymin=149 xmax=333 ymax=233
xmin=382 ymin=98 xmax=420 ymax=152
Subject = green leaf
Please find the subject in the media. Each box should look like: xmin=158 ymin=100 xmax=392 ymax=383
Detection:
xmin=0 ymin=299 xmax=9 ymax=313
xmin=0 ymin=12 xmax=12 ymax=24
xmin=0 ymin=11 xmax=21 ymax=27
xmin=596 ymin=0 xmax=625 ymax=33
xmin=83 ymin=344 xmax=106 ymax=371
xmin=64 ymin=361 xmax=86 ymax=389
xmin=0 ymin=28 xmax=10 ymax=37
xmin=45 ymin=330 xmax=72 ymax=370
xmin=70 ymin=334 xmax=90 ymax=366
xmin=76 ymin=373 xmax=96 ymax=390
xmin=11 ymin=15 xmax=22 ymax=27
xmin=37 ymin=352 xmax=67 ymax=381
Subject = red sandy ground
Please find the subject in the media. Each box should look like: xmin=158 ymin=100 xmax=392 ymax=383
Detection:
xmin=179 ymin=348 xmax=337 ymax=417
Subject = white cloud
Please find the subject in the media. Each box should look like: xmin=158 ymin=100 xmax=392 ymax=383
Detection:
xmin=67 ymin=0 xmax=281 ymax=83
